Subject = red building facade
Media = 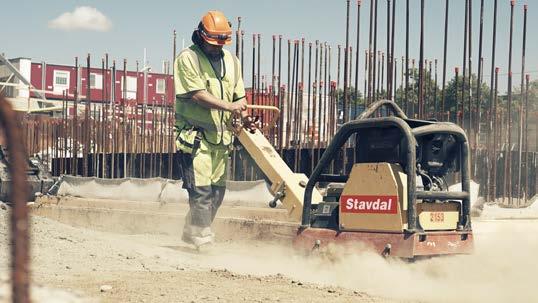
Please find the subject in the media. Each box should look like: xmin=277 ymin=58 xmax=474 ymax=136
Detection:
xmin=29 ymin=63 xmax=175 ymax=105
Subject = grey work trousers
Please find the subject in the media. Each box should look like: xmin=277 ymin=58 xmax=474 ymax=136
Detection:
xmin=178 ymin=151 xmax=226 ymax=228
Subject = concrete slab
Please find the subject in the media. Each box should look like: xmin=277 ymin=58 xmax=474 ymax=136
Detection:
xmin=32 ymin=196 xmax=299 ymax=243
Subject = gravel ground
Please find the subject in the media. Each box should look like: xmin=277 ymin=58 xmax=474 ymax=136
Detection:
xmin=1 ymin=204 xmax=538 ymax=303
xmin=0 ymin=206 xmax=396 ymax=303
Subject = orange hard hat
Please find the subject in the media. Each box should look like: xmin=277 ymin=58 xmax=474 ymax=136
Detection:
xmin=198 ymin=11 xmax=232 ymax=46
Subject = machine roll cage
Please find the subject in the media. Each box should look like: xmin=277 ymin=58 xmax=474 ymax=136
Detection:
xmin=302 ymin=100 xmax=472 ymax=234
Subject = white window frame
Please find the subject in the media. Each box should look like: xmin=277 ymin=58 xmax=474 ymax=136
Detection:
xmin=90 ymin=73 xmax=103 ymax=89
xmin=121 ymin=76 xmax=138 ymax=99
xmin=53 ymin=70 xmax=70 ymax=94
xmin=156 ymin=78 xmax=166 ymax=94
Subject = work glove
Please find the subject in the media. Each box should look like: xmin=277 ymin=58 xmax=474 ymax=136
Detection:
xmin=242 ymin=115 xmax=261 ymax=134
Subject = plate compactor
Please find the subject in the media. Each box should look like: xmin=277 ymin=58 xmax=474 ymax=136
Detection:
xmin=236 ymin=101 xmax=473 ymax=259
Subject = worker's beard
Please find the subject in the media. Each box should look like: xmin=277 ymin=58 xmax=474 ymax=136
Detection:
xmin=205 ymin=50 xmax=224 ymax=61
xmin=192 ymin=30 xmax=224 ymax=60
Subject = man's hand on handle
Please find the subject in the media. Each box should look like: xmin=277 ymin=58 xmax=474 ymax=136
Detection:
xmin=242 ymin=115 xmax=261 ymax=134
xmin=228 ymin=99 xmax=248 ymax=116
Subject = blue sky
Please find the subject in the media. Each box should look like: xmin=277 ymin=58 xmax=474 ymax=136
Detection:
xmin=3 ymin=0 xmax=537 ymax=93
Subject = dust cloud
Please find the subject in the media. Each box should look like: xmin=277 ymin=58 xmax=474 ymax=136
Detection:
xmin=197 ymin=220 xmax=537 ymax=303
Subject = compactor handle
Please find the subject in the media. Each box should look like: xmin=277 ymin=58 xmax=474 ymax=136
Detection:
xmin=245 ymin=104 xmax=281 ymax=132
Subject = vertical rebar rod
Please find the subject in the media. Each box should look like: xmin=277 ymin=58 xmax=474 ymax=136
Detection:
xmin=381 ymin=52 xmax=385 ymax=98
xmin=325 ymin=45 xmax=334 ymax=138
xmin=441 ymin=0 xmax=450 ymax=119
xmin=323 ymin=43 xmax=329 ymax=144
xmin=337 ymin=45 xmax=342 ymax=128
xmin=476 ymin=0 xmax=485 ymax=136
xmin=1 ymin=95 xmax=30 ymax=303
xmin=467 ymin=0 xmax=473 ymax=138
xmin=405 ymin=0 xmax=409 ymax=114
xmin=390 ymin=0 xmax=396 ymax=99
xmin=344 ymin=0 xmax=351 ymax=123
xmin=278 ymin=35 xmax=283 ymax=151
xmin=517 ymin=4 xmax=528 ymax=202
xmin=300 ymin=38 xmax=305 ymax=149
xmin=300 ymin=39 xmax=305 ymax=153
xmin=386 ymin=0 xmax=391 ymax=98
xmin=524 ymin=74 xmax=530 ymax=200
xmin=355 ymin=0 xmax=362 ymax=104
xmin=462 ymin=0 xmax=469 ymax=131
xmin=411 ymin=59 xmax=416 ymax=117
xmin=312 ymin=41 xmax=319 ymax=168
xmin=317 ymin=44 xmax=324 ymax=159
xmin=372 ymin=0 xmax=378 ymax=102
xmin=72 ymin=57 xmax=78 ymax=176
xmin=368 ymin=0 xmax=374 ymax=105
xmin=257 ymin=33 xmax=262 ymax=110
xmin=347 ymin=46 xmax=352 ymax=119
xmin=271 ymin=35 xmax=277 ymax=146
xmin=493 ymin=67 xmax=499 ymax=201
xmin=123 ymin=59 xmax=128 ymax=178
xmin=112 ymin=60 xmax=117 ymax=178
xmin=307 ymin=42 xmax=313 ymax=173
xmin=236 ymin=17 xmax=241 ymax=58
xmin=252 ymin=34 xmax=256 ymax=106
xmin=170 ymin=30 xmax=177 ymax=179
xmin=99 ymin=58 xmax=105 ymax=178
xmin=418 ymin=0 xmax=425 ymax=119
xmin=364 ymin=50 xmax=368 ymax=105
xmin=376 ymin=51 xmax=381 ymax=100
xmin=241 ymin=31 xmax=245 ymax=79
xmin=62 ymin=91 xmax=66 ymax=175
xmin=455 ymin=67 xmax=460 ymax=124
xmin=507 ymin=0 xmax=515 ymax=204
xmin=400 ymin=56 xmax=404 ymax=105
xmin=428 ymin=61 xmax=432 ymax=117
xmin=393 ymin=58 xmax=398 ymax=101
xmin=84 ymin=54 xmax=91 ymax=177
xmin=434 ymin=59 xmax=438 ymax=115
xmin=291 ymin=41 xmax=298 ymax=164
xmin=286 ymin=39 xmax=291 ymax=148
xmin=105 ymin=54 xmax=110 ymax=178
xmin=487 ymin=0 xmax=498 ymax=199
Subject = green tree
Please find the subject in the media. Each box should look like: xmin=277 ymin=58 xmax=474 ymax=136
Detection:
xmin=442 ymin=73 xmax=490 ymax=119
xmin=336 ymin=86 xmax=365 ymax=119
xmin=393 ymin=68 xmax=439 ymax=118
xmin=513 ymin=78 xmax=538 ymax=112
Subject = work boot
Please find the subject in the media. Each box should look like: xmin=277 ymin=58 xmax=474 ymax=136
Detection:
xmin=190 ymin=226 xmax=214 ymax=249
xmin=181 ymin=217 xmax=195 ymax=245
xmin=181 ymin=231 xmax=195 ymax=245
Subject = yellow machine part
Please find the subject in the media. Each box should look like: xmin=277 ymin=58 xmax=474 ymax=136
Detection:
xmin=236 ymin=128 xmax=323 ymax=221
xmin=339 ymin=163 xmax=460 ymax=232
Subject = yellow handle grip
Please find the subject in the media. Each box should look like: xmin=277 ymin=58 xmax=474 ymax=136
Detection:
xmin=246 ymin=104 xmax=281 ymax=131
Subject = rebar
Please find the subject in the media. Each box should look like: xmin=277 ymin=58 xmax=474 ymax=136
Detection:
xmin=0 ymin=95 xmax=30 ymax=303
xmin=487 ymin=0 xmax=498 ymax=200
xmin=461 ymin=0 xmax=469 ymax=131
xmin=517 ymin=4 xmax=528 ymax=202
xmin=507 ymin=0 xmax=515 ymax=204
xmin=418 ymin=0 xmax=425 ymax=119
xmin=405 ymin=0 xmax=409 ymax=114
xmin=389 ymin=0 xmax=396 ymax=99
xmin=343 ymin=0 xmax=351 ymax=123
xmin=354 ymin=0 xmax=362 ymax=105
xmin=441 ymin=0 xmax=450 ymax=118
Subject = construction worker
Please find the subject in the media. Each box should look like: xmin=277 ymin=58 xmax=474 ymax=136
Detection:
xmin=174 ymin=11 xmax=251 ymax=249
